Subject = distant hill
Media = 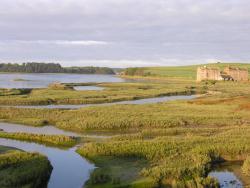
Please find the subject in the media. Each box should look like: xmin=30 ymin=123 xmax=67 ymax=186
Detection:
xmin=123 ymin=63 xmax=250 ymax=80
xmin=0 ymin=63 xmax=115 ymax=74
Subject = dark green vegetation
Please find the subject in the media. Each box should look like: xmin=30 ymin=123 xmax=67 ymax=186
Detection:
xmin=0 ymin=146 xmax=52 ymax=188
xmin=83 ymin=156 xmax=157 ymax=188
xmin=0 ymin=131 xmax=77 ymax=147
xmin=0 ymin=81 xmax=195 ymax=105
xmin=123 ymin=63 xmax=250 ymax=80
xmin=0 ymin=88 xmax=31 ymax=96
xmin=0 ymin=62 xmax=115 ymax=74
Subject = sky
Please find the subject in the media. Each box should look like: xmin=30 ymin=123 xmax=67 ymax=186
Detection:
xmin=0 ymin=0 xmax=250 ymax=67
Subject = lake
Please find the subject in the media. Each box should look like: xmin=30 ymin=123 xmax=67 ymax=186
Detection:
xmin=0 ymin=73 xmax=124 ymax=88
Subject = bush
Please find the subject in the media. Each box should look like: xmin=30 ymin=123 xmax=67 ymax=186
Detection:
xmin=89 ymin=170 xmax=111 ymax=184
xmin=48 ymin=82 xmax=73 ymax=90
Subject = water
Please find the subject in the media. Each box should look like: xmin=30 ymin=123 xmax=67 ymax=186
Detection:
xmin=0 ymin=122 xmax=80 ymax=136
xmin=0 ymin=122 xmax=111 ymax=139
xmin=209 ymin=171 xmax=243 ymax=188
xmin=2 ymin=95 xmax=196 ymax=109
xmin=208 ymin=162 xmax=246 ymax=188
xmin=0 ymin=138 xmax=95 ymax=188
xmin=0 ymin=73 xmax=124 ymax=88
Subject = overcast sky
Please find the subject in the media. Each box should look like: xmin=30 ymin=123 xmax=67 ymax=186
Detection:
xmin=0 ymin=0 xmax=250 ymax=67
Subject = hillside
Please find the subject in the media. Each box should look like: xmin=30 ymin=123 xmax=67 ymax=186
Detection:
xmin=124 ymin=63 xmax=250 ymax=80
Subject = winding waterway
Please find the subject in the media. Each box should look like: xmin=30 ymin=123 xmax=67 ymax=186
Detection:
xmin=0 ymin=138 xmax=95 ymax=188
xmin=1 ymin=95 xmax=196 ymax=109
xmin=0 ymin=94 xmax=197 ymax=188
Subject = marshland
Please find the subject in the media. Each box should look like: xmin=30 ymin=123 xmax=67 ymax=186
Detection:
xmin=0 ymin=63 xmax=250 ymax=188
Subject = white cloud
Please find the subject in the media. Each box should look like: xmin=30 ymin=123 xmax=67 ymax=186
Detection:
xmin=0 ymin=40 xmax=109 ymax=46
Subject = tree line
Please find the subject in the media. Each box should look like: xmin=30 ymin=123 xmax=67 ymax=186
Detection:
xmin=0 ymin=63 xmax=115 ymax=74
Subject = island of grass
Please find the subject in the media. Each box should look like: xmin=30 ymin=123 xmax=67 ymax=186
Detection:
xmin=0 ymin=145 xmax=52 ymax=188
xmin=0 ymin=81 xmax=197 ymax=105
xmin=0 ymin=131 xmax=78 ymax=147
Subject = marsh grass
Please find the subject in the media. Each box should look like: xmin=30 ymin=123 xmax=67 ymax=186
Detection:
xmin=0 ymin=148 xmax=52 ymax=188
xmin=0 ymin=132 xmax=78 ymax=147
xmin=0 ymin=74 xmax=250 ymax=187
xmin=0 ymin=81 xmax=197 ymax=105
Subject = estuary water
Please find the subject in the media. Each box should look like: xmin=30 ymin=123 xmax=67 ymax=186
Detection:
xmin=0 ymin=73 xmax=124 ymax=88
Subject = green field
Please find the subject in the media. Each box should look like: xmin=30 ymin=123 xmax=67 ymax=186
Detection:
xmin=124 ymin=63 xmax=250 ymax=80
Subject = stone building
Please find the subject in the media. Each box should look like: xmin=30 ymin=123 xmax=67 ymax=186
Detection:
xmin=224 ymin=67 xmax=248 ymax=81
xmin=197 ymin=66 xmax=248 ymax=82
xmin=196 ymin=66 xmax=222 ymax=81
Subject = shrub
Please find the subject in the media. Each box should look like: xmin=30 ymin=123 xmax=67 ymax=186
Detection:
xmin=89 ymin=170 xmax=111 ymax=184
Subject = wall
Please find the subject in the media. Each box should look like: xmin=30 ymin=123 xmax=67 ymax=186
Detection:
xmin=224 ymin=67 xmax=248 ymax=81
xmin=197 ymin=67 xmax=222 ymax=81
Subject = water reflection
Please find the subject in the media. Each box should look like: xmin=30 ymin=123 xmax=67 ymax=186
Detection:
xmin=0 ymin=73 xmax=124 ymax=88
xmin=208 ymin=162 xmax=246 ymax=188
xmin=0 ymin=122 xmax=80 ymax=136
xmin=209 ymin=171 xmax=243 ymax=188
xmin=0 ymin=138 xmax=94 ymax=188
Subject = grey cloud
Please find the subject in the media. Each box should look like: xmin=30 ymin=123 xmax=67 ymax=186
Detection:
xmin=0 ymin=0 xmax=250 ymax=67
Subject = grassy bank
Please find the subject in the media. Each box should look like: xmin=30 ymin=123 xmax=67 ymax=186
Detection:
xmin=0 ymin=81 xmax=197 ymax=105
xmin=0 ymin=146 xmax=52 ymax=188
xmin=0 ymin=132 xmax=77 ymax=147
